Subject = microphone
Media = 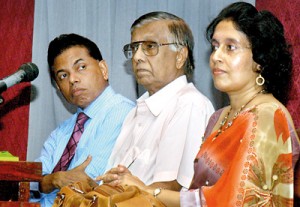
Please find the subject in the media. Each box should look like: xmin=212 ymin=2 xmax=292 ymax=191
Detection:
xmin=0 ymin=62 xmax=39 ymax=93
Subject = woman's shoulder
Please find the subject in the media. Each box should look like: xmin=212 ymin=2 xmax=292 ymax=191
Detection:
xmin=250 ymin=100 xmax=296 ymax=130
xmin=247 ymin=94 xmax=289 ymax=116
xmin=253 ymin=100 xmax=291 ymax=117
xmin=254 ymin=101 xmax=282 ymax=111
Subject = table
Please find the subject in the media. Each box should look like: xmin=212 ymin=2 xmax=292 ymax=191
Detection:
xmin=0 ymin=161 xmax=42 ymax=207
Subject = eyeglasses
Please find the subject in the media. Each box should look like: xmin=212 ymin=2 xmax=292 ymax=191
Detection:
xmin=123 ymin=41 xmax=181 ymax=59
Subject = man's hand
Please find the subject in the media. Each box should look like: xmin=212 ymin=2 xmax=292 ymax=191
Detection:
xmin=96 ymin=165 xmax=146 ymax=190
xmin=96 ymin=165 xmax=181 ymax=192
xmin=95 ymin=164 xmax=132 ymax=185
xmin=40 ymin=156 xmax=97 ymax=193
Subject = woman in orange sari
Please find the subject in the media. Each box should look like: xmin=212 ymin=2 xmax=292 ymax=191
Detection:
xmin=101 ymin=2 xmax=300 ymax=206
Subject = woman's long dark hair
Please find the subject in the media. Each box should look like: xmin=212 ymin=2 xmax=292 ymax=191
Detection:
xmin=206 ymin=2 xmax=293 ymax=105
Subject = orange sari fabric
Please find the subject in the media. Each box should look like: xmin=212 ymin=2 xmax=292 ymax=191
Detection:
xmin=190 ymin=103 xmax=299 ymax=206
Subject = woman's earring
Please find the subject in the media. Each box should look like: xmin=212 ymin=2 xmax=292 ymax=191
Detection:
xmin=256 ymin=74 xmax=265 ymax=86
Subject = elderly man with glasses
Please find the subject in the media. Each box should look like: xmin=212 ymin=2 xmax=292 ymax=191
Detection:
xmin=97 ymin=11 xmax=214 ymax=193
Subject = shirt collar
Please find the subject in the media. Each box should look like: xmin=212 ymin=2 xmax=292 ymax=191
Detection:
xmin=138 ymin=75 xmax=188 ymax=116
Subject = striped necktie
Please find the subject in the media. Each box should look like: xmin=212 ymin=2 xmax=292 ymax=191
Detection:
xmin=52 ymin=112 xmax=89 ymax=172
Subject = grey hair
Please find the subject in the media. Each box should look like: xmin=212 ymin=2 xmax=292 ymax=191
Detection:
xmin=131 ymin=11 xmax=195 ymax=78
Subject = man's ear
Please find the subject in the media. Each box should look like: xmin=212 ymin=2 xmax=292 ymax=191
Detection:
xmin=176 ymin=47 xmax=188 ymax=69
xmin=98 ymin=60 xmax=109 ymax=80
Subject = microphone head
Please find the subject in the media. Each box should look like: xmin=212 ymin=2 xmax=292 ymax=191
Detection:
xmin=19 ymin=62 xmax=39 ymax=82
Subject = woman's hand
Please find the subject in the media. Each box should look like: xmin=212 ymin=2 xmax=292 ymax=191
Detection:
xmin=95 ymin=164 xmax=146 ymax=190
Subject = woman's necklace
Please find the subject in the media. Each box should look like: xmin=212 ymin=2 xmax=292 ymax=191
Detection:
xmin=212 ymin=89 xmax=265 ymax=141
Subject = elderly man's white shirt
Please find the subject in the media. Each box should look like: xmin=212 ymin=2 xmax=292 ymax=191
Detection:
xmin=107 ymin=75 xmax=214 ymax=188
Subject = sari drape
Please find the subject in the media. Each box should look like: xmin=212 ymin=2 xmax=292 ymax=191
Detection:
xmin=190 ymin=103 xmax=300 ymax=206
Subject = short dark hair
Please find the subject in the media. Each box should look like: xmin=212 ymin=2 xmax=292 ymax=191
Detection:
xmin=131 ymin=11 xmax=195 ymax=79
xmin=206 ymin=2 xmax=293 ymax=105
xmin=47 ymin=33 xmax=103 ymax=78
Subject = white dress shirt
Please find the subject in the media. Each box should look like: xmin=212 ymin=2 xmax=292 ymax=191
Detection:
xmin=107 ymin=76 xmax=214 ymax=188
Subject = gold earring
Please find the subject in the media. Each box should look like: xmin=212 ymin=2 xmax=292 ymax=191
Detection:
xmin=256 ymin=74 xmax=265 ymax=86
